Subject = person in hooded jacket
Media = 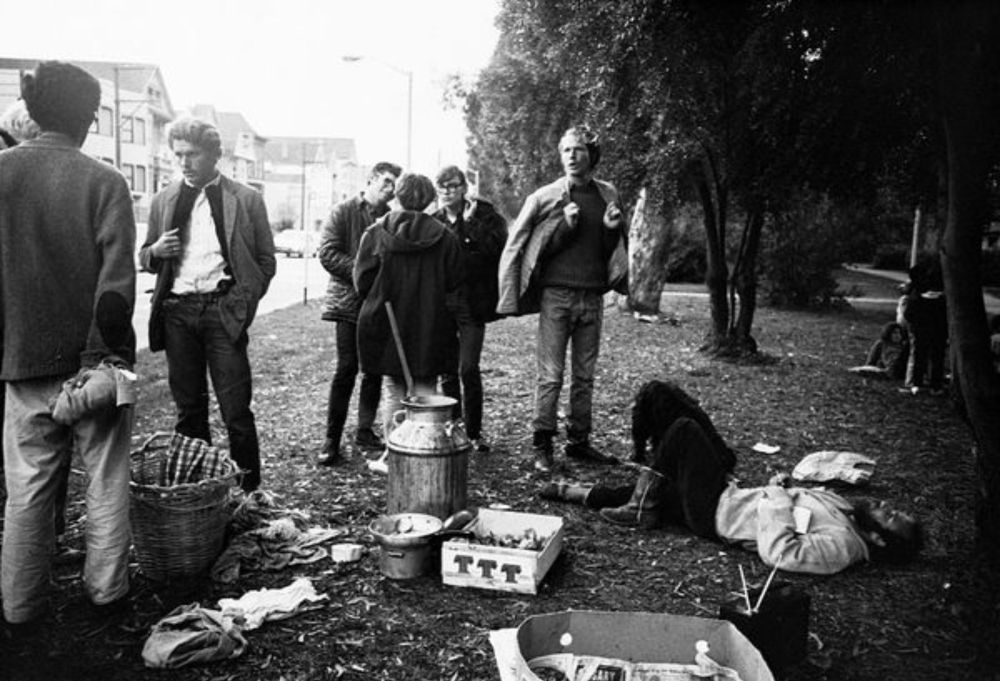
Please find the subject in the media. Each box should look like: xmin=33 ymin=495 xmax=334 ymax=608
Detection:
xmin=353 ymin=173 xmax=468 ymax=437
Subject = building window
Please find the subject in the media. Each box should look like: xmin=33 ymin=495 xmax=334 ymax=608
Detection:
xmin=98 ymin=106 xmax=113 ymax=136
xmin=121 ymin=117 xmax=134 ymax=144
xmin=122 ymin=163 xmax=135 ymax=190
xmin=135 ymin=165 xmax=147 ymax=193
xmin=134 ymin=118 xmax=146 ymax=145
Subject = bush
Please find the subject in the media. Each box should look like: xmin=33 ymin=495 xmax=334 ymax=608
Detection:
xmin=759 ymin=191 xmax=850 ymax=308
xmin=871 ymin=243 xmax=911 ymax=270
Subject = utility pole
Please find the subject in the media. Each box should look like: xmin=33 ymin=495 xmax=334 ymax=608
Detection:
xmin=300 ymin=140 xmax=308 ymax=305
xmin=113 ymin=66 xmax=122 ymax=169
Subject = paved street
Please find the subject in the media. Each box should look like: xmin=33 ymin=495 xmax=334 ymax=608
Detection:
xmin=133 ymin=255 xmax=328 ymax=350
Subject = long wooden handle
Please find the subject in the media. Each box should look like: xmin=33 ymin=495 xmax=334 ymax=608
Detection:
xmin=384 ymin=301 xmax=414 ymax=397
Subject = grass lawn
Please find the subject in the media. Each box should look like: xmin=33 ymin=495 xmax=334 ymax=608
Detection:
xmin=2 ymin=283 xmax=996 ymax=680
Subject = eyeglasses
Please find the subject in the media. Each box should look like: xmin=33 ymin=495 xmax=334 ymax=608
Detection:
xmin=437 ymin=182 xmax=465 ymax=192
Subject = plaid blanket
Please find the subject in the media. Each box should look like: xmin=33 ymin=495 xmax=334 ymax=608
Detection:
xmin=164 ymin=433 xmax=234 ymax=486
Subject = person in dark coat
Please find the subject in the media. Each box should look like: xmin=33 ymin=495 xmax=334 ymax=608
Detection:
xmin=317 ymin=161 xmax=401 ymax=466
xmin=900 ymin=258 xmax=948 ymax=394
xmin=353 ymin=173 xmax=467 ymax=437
xmin=434 ymin=166 xmax=508 ymax=452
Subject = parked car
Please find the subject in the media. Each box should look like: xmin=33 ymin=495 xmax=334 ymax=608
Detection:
xmin=273 ymin=230 xmax=318 ymax=258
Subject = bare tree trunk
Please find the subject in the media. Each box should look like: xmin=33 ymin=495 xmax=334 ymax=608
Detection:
xmin=731 ymin=208 xmax=763 ymax=355
xmin=627 ymin=188 xmax=671 ymax=314
xmin=937 ymin=2 xmax=1000 ymax=557
xmin=692 ymin=156 xmax=729 ymax=351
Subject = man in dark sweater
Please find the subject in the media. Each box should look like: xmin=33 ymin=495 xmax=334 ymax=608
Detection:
xmin=0 ymin=61 xmax=137 ymax=627
xmin=317 ymin=162 xmax=401 ymax=466
xmin=497 ymin=126 xmax=626 ymax=472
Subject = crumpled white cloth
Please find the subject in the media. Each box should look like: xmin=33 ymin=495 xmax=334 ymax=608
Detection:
xmin=792 ymin=451 xmax=876 ymax=485
xmin=218 ymin=576 xmax=328 ymax=631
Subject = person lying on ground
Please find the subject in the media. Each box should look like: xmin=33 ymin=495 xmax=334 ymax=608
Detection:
xmin=540 ymin=379 xmax=924 ymax=575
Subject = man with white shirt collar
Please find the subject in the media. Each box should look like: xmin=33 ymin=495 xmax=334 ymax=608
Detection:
xmin=140 ymin=116 xmax=276 ymax=492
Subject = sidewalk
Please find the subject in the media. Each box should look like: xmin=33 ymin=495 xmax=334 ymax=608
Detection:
xmin=844 ymin=263 xmax=1000 ymax=313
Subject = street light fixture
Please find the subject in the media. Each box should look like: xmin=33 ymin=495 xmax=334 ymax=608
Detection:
xmin=341 ymin=55 xmax=413 ymax=169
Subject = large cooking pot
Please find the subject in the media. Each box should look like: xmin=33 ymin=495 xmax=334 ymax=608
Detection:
xmin=368 ymin=513 xmax=444 ymax=579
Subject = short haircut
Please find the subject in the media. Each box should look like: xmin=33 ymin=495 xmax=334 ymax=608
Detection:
xmin=20 ymin=61 xmax=100 ymax=136
xmin=394 ymin=173 xmax=436 ymax=212
xmin=0 ymin=99 xmax=41 ymax=144
xmin=168 ymin=116 xmax=222 ymax=156
xmin=370 ymin=161 xmax=402 ymax=181
xmin=435 ymin=165 xmax=466 ymax=187
xmin=560 ymin=124 xmax=602 ymax=169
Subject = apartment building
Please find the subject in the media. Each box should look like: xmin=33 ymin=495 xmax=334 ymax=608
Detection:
xmin=263 ymin=136 xmax=361 ymax=231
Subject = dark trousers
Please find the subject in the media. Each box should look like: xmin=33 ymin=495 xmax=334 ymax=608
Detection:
xmin=326 ymin=320 xmax=382 ymax=446
xmin=440 ymin=321 xmax=486 ymax=439
xmin=588 ymin=417 xmax=730 ymax=538
xmin=163 ymin=295 xmax=261 ymax=489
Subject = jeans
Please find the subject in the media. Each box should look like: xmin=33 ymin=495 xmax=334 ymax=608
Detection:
xmin=2 ymin=377 xmax=133 ymax=623
xmin=587 ymin=418 xmax=728 ymax=538
xmin=325 ymin=320 xmax=382 ymax=448
xmin=162 ymin=294 xmax=260 ymax=489
xmin=439 ymin=322 xmax=486 ymax=439
xmin=532 ymin=287 xmax=604 ymax=440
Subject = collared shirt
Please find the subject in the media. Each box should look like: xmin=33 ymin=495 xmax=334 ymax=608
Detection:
xmin=172 ymin=174 xmax=230 ymax=294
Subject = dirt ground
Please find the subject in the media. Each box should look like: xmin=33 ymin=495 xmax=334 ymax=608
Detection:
xmin=2 ymin=271 xmax=997 ymax=680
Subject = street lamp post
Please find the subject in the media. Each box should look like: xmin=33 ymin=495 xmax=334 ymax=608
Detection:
xmin=342 ymin=55 xmax=413 ymax=168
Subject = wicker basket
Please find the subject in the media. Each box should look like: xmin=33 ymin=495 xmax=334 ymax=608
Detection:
xmin=129 ymin=432 xmax=240 ymax=582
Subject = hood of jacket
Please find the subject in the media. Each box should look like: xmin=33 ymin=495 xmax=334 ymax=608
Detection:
xmin=374 ymin=210 xmax=447 ymax=253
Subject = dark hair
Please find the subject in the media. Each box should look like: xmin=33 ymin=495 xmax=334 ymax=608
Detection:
xmin=370 ymin=162 xmax=403 ymax=180
xmin=435 ymin=165 xmax=466 ymax=187
xmin=21 ymin=61 xmax=100 ymax=136
xmin=855 ymin=501 xmax=924 ymax=565
xmin=632 ymin=379 xmax=736 ymax=470
xmin=560 ymin=124 xmax=601 ymax=169
xmin=395 ymin=173 xmax=436 ymax=211
xmin=168 ymin=117 xmax=222 ymax=156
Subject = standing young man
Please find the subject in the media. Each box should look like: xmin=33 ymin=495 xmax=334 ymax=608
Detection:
xmin=434 ymin=166 xmax=508 ymax=452
xmin=140 ymin=117 xmax=275 ymax=492
xmin=1 ymin=61 xmax=137 ymax=626
xmin=497 ymin=126 xmax=627 ymax=472
xmin=318 ymin=162 xmax=401 ymax=466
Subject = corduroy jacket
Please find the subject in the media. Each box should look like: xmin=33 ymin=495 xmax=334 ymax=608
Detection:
xmin=319 ymin=194 xmax=389 ymax=323
xmin=496 ymin=176 xmax=625 ymax=316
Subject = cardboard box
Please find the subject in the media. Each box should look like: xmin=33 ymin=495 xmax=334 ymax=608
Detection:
xmin=490 ymin=610 xmax=775 ymax=681
xmin=440 ymin=508 xmax=564 ymax=595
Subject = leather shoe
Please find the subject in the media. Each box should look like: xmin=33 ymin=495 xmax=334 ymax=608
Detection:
xmin=566 ymin=441 xmax=619 ymax=465
xmin=354 ymin=428 xmax=384 ymax=450
xmin=318 ymin=446 xmax=343 ymax=467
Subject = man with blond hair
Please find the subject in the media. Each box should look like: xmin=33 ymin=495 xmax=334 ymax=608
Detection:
xmin=140 ymin=116 xmax=275 ymax=492
xmin=497 ymin=125 xmax=627 ymax=473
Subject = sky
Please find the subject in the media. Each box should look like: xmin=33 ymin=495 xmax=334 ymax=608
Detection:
xmin=4 ymin=0 xmax=502 ymax=173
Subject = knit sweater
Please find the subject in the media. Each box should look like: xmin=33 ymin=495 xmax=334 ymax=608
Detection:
xmin=0 ymin=133 xmax=137 ymax=380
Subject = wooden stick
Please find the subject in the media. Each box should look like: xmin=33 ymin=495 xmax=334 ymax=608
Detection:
xmin=754 ymin=563 xmax=780 ymax=613
xmin=384 ymin=301 xmax=414 ymax=397
xmin=738 ymin=565 xmax=753 ymax=615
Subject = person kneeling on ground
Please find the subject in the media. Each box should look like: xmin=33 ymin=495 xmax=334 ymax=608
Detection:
xmin=541 ymin=379 xmax=923 ymax=575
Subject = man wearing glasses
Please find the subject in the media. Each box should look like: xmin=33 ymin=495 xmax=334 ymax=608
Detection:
xmin=497 ymin=126 xmax=627 ymax=473
xmin=434 ymin=167 xmax=508 ymax=452
xmin=318 ymin=162 xmax=402 ymax=466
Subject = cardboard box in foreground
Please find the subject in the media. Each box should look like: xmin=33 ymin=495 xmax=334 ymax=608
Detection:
xmin=441 ymin=508 xmax=564 ymax=595
xmin=491 ymin=610 xmax=775 ymax=681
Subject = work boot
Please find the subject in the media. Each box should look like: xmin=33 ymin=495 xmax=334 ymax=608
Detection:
xmin=539 ymin=481 xmax=593 ymax=505
xmin=532 ymin=430 xmax=555 ymax=473
xmin=599 ymin=466 xmax=664 ymax=529
xmin=566 ymin=439 xmax=619 ymax=466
